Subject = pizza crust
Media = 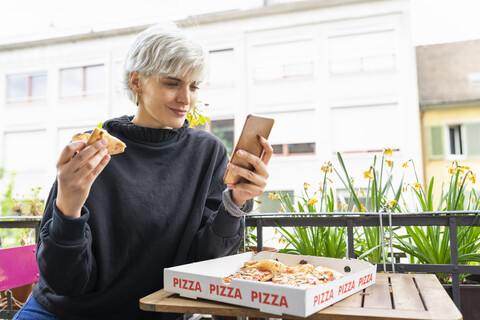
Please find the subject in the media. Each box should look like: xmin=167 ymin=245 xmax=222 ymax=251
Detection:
xmin=72 ymin=127 xmax=126 ymax=155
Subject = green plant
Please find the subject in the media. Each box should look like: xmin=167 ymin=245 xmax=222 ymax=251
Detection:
xmin=187 ymin=101 xmax=210 ymax=128
xmin=394 ymin=161 xmax=480 ymax=283
xmin=273 ymin=162 xmax=347 ymax=258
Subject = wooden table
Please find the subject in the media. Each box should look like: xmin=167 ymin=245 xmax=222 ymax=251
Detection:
xmin=140 ymin=273 xmax=462 ymax=320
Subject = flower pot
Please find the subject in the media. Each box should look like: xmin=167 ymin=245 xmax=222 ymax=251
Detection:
xmin=0 ymin=282 xmax=36 ymax=310
xmin=443 ymin=283 xmax=480 ymax=320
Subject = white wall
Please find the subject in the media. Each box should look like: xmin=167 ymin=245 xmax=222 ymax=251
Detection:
xmin=0 ymin=0 xmax=421 ymax=208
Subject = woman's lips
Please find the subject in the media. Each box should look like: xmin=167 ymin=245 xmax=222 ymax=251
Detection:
xmin=170 ymin=108 xmax=188 ymax=116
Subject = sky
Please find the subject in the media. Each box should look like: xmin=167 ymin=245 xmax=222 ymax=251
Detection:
xmin=1 ymin=0 xmax=480 ymax=46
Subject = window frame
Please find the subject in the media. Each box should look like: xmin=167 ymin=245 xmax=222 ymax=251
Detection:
xmin=59 ymin=64 xmax=105 ymax=98
xmin=5 ymin=71 xmax=48 ymax=103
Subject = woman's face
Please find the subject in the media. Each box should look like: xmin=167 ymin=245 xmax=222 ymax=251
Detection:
xmin=133 ymin=74 xmax=200 ymax=129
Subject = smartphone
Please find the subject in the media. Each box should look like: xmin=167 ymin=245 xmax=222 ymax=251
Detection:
xmin=223 ymin=114 xmax=275 ymax=185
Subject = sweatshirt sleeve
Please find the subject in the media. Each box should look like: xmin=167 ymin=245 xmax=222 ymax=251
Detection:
xmin=36 ymin=181 xmax=97 ymax=296
xmin=186 ymin=150 xmax=246 ymax=262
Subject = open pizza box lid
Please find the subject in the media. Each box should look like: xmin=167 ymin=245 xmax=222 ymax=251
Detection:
xmin=164 ymin=251 xmax=376 ymax=317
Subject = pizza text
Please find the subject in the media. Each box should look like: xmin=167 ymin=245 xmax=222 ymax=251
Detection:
xmin=338 ymin=280 xmax=355 ymax=296
xmin=172 ymin=278 xmax=202 ymax=292
xmin=313 ymin=289 xmax=334 ymax=306
xmin=209 ymin=284 xmax=242 ymax=299
xmin=358 ymin=273 xmax=374 ymax=286
xmin=251 ymin=291 xmax=288 ymax=308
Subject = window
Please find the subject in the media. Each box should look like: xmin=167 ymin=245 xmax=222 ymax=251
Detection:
xmin=197 ymin=119 xmax=235 ymax=154
xmin=6 ymin=73 xmax=47 ymax=102
xmin=468 ymin=72 xmax=480 ymax=84
xmin=252 ymin=39 xmax=314 ymax=82
xmin=210 ymin=119 xmax=234 ymax=154
xmin=60 ymin=64 xmax=104 ymax=97
xmin=257 ymin=190 xmax=294 ymax=213
xmin=448 ymin=125 xmax=463 ymax=155
xmin=272 ymin=143 xmax=315 ymax=156
xmin=427 ymin=123 xmax=480 ymax=159
xmin=207 ymin=49 xmax=235 ymax=85
xmin=329 ymin=30 xmax=396 ymax=75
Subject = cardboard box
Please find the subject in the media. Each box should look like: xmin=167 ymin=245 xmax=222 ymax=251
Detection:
xmin=164 ymin=251 xmax=376 ymax=318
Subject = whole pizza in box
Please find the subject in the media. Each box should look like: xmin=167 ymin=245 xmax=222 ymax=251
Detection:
xmin=164 ymin=251 xmax=376 ymax=317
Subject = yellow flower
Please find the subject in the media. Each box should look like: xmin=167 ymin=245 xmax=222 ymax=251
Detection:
xmin=364 ymin=171 xmax=374 ymax=179
xmin=386 ymin=160 xmax=392 ymax=167
xmin=458 ymin=181 xmax=463 ymax=187
xmin=413 ymin=183 xmax=422 ymax=189
xmin=360 ymin=204 xmax=366 ymax=212
xmin=321 ymin=161 xmax=333 ymax=173
xmin=384 ymin=148 xmax=393 ymax=157
xmin=358 ymin=188 xmax=365 ymax=197
xmin=467 ymin=173 xmax=476 ymax=184
xmin=402 ymin=162 xmax=409 ymax=168
xmin=448 ymin=167 xmax=456 ymax=175
xmin=268 ymin=193 xmax=275 ymax=199
xmin=389 ymin=200 xmax=397 ymax=208
xmin=304 ymin=182 xmax=310 ymax=190
xmin=274 ymin=194 xmax=280 ymax=200
xmin=307 ymin=198 xmax=318 ymax=206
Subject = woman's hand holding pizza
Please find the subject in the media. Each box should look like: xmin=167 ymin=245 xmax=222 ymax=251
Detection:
xmin=226 ymin=136 xmax=273 ymax=207
xmin=56 ymin=140 xmax=111 ymax=218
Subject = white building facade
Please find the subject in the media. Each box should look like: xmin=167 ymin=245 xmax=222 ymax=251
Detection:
xmin=0 ymin=0 xmax=421 ymax=212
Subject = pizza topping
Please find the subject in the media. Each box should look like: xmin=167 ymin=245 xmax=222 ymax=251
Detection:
xmin=223 ymin=259 xmax=344 ymax=289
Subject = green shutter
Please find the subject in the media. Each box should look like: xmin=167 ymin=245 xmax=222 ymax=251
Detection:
xmin=428 ymin=126 xmax=444 ymax=160
xmin=465 ymin=122 xmax=480 ymax=157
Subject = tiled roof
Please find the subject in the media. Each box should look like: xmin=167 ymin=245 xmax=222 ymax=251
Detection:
xmin=416 ymin=39 xmax=480 ymax=104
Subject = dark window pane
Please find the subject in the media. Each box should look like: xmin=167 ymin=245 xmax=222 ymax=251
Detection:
xmin=211 ymin=119 xmax=234 ymax=154
xmin=272 ymin=144 xmax=283 ymax=155
xmin=288 ymin=143 xmax=315 ymax=154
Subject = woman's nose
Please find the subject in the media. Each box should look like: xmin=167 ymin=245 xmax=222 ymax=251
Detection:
xmin=176 ymin=87 xmax=191 ymax=105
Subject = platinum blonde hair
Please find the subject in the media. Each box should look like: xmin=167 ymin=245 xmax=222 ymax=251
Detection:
xmin=123 ymin=22 xmax=207 ymax=103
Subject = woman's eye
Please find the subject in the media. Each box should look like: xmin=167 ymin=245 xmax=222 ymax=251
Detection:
xmin=167 ymin=82 xmax=178 ymax=87
xmin=190 ymin=85 xmax=200 ymax=91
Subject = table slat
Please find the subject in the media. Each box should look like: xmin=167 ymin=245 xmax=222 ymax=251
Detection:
xmin=390 ymin=274 xmax=425 ymax=311
xmin=363 ymin=273 xmax=392 ymax=309
xmin=413 ymin=274 xmax=462 ymax=320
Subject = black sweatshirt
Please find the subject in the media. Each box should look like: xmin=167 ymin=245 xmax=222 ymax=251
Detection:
xmin=32 ymin=116 xmax=246 ymax=320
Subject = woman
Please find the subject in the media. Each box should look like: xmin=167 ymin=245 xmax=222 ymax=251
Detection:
xmin=14 ymin=22 xmax=272 ymax=320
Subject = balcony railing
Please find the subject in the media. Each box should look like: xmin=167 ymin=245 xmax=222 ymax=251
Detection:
xmin=246 ymin=211 xmax=480 ymax=310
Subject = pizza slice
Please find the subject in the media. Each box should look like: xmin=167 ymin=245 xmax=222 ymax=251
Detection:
xmin=72 ymin=127 xmax=126 ymax=155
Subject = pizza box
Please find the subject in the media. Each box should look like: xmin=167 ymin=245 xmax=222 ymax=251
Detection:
xmin=164 ymin=251 xmax=376 ymax=317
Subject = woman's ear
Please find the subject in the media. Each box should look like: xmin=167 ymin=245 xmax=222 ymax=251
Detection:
xmin=129 ymin=71 xmax=141 ymax=93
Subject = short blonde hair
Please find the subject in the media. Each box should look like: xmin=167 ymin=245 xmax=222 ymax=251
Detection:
xmin=123 ymin=22 xmax=207 ymax=103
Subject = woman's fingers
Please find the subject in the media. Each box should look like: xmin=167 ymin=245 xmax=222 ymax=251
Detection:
xmin=259 ymin=136 xmax=273 ymax=166
xmin=227 ymin=162 xmax=266 ymax=188
xmin=57 ymin=141 xmax=86 ymax=167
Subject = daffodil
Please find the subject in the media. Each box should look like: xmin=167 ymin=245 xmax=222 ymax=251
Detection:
xmin=386 ymin=160 xmax=392 ymax=167
xmin=384 ymin=148 xmax=393 ymax=157
xmin=364 ymin=170 xmax=374 ymax=179
xmin=389 ymin=200 xmax=397 ymax=208
xmin=303 ymin=182 xmax=310 ymax=190
xmin=448 ymin=167 xmax=456 ymax=175
xmin=413 ymin=183 xmax=422 ymax=189
xmin=360 ymin=204 xmax=366 ymax=212
xmin=358 ymin=188 xmax=365 ymax=197
xmin=467 ymin=173 xmax=476 ymax=184
xmin=307 ymin=198 xmax=318 ymax=206
xmin=402 ymin=162 xmax=409 ymax=168
xmin=268 ymin=192 xmax=275 ymax=199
